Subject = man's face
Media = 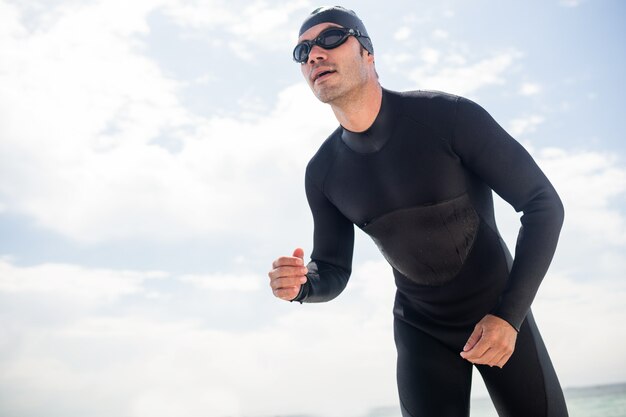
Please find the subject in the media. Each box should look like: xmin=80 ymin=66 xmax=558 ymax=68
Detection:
xmin=297 ymin=22 xmax=373 ymax=104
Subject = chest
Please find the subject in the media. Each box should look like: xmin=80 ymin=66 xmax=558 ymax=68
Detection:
xmin=324 ymin=119 xmax=470 ymax=226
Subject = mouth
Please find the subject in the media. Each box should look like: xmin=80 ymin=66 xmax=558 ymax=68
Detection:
xmin=313 ymin=69 xmax=336 ymax=83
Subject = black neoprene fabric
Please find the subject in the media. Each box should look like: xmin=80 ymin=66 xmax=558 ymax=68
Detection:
xmin=293 ymin=88 xmax=564 ymax=333
xmin=292 ymin=88 xmax=568 ymax=416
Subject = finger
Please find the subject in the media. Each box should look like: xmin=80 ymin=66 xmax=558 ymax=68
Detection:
xmin=273 ymin=285 xmax=301 ymax=300
xmin=463 ymin=326 xmax=483 ymax=352
xmin=270 ymin=276 xmax=307 ymax=290
xmin=460 ymin=325 xmax=486 ymax=360
xmin=272 ymin=256 xmax=304 ymax=269
xmin=480 ymin=348 xmax=501 ymax=366
xmin=268 ymin=266 xmax=308 ymax=280
xmin=292 ymin=247 xmax=305 ymax=259
xmin=460 ymin=336 xmax=491 ymax=361
xmin=494 ymin=350 xmax=513 ymax=368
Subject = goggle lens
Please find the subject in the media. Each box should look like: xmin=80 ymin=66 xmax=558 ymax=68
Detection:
xmin=293 ymin=28 xmax=358 ymax=63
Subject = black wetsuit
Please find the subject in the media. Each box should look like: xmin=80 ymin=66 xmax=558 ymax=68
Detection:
xmin=293 ymin=89 xmax=569 ymax=416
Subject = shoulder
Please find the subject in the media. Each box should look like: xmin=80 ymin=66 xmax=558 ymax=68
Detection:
xmin=385 ymin=89 xmax=463 ymax=137
xmin=388 ymin=88 xmax=460 ymax=113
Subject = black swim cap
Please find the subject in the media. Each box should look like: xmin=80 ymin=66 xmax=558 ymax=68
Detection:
xmin=298 ymin=6 xmax=374 ymax=55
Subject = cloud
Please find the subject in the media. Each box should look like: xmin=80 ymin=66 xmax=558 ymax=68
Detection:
xmin=0 ymin=0 xmax=336 ymax=244
xmin=1 ymin=2 xmax=625 ymax=416
xmin=519 ymin=82 xmax=542 ymax=96
xmin=179 ymin=272 xmax=261 ymax=291
xmin=161 ymin=0 xmax=311 ymax=56
xmin=0 ymin=259 xmax=164 ymax=303
xmin=0 ymin=0 xmax=193 ymax=240
xmin=420 ymin=47 xmax=440 ymax=65
xmin=431 ymin=29 xmax=449 ymax=40
xmin=1 ymin=249 xmax=625 ymax=417
xmin=393 ymin=26 xmax=411 ymax=41
xmin=408 ymin=49 xmax=523 ymax=96
xmin=507 ymin=114 xmax=545 ymax=137
xmin=533 ymin=271 xmax=626 ymax=386
xmin=0 ymin=257 xmax=399 ymax=417
xmin=537 ymin=148 xmax=626 ymax=247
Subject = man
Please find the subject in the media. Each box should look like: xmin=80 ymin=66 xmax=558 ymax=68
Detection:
xmin=268 ymin=6 xmax=569 ymax=417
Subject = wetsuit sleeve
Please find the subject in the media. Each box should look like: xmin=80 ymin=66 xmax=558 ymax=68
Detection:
xmin=291 ymin=171 xmax=354 ymax=303
xmin=451 ymin=97 xmax=564 ymax=331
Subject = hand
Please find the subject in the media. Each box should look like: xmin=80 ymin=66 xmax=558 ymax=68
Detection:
xmin=268 ymin=248 xmax=308 ymax=301
xmin=459 ymin=314 xmax=518 ymax=368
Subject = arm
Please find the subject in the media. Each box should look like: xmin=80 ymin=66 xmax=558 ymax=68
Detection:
xmin=452 ymin=97 xmax=565 ymax=331
xmin=292 ymin=171 xmax=355 ymax=303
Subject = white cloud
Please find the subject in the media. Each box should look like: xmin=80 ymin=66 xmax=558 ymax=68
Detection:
xmin=408 ymin=50 xmax=523 ymax=95
xmin=1 ymin=2 xmax=625 ymax=416
xmin=380 ymin=51 xmax=413 ymax=73
xmin=0 ymin=1 xmax=26 ymax=41
xmin=0 ymin=259 xmax=164 ymax=303
xmin=533 ymin=271 xmax=626 ymax=386
xmin=394 ymin=26 xmax=411 ymax=41
xmin=160 ymin=0 xmax=234 ymax=28
xmin=179 ymin=272 xmax=261 ymax=291
xmin=507 ymin=114 xmax=545 ymax=136
xmin=1 ymin=251 xmax=625 ymax=417
xmin=519 ymin=82 xmax=542 ymax=96
xmin=492 ymin=147 xmax=626 ymax=291
xmin=420 ymin=47 xmax=440 ymax=65
xmin=162 ymin=0 xmax=311 ymax=53
xmin=0 ymin=0 xmax=336 ymax=243
xmin=432 ymin=29 xmax=449 ymax=40
xmin=0 ymin=258 xmax=399 ymax=417
xmin=537 ymin=148 xmax=626 ymax=246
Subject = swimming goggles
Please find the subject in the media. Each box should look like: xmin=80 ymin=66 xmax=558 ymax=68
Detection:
xmin=293 ymin=27 xmax=369 ymax=64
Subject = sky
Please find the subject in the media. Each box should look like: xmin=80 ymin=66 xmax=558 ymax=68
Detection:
xmin=0 ymin=0 xmax=625 ymax=416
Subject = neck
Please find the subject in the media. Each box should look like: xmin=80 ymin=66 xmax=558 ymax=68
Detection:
xmin=330 ymin=81 xmax=383 ymax=132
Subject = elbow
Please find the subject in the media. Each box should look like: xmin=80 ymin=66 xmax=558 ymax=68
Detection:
xmin=521 ymin=187 xmax=565 ymax=232
xmin=551 ymin=191 xmax=565 ymax=230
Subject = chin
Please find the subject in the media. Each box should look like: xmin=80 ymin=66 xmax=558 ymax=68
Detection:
xmin=314 ymin=86 xmax=341 ymax=104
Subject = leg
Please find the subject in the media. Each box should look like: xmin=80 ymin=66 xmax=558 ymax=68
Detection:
xmin=477 ymin=311 xmax=569 ymax=417
xmin=394 ymin=318 xmax=473 ymax=417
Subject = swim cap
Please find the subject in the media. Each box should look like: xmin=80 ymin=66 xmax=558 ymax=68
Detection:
xmin=298 ymin=6 xmax=374 ymax=55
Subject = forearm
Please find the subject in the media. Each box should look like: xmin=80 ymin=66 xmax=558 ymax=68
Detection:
xmin=492 ymin=189 xmax=565 ymax=330
xmin=291 ymin=259 xmax=351 ymax=303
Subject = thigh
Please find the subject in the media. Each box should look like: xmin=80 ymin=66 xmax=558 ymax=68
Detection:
xmin=477 ymin=312 xmax=569 ymax=417
xmin=394 ymin=318 xmax=473 ymax=417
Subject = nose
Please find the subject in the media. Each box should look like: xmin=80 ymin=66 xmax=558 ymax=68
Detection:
xmin=307 ymin=44 xmax=327 ymax=64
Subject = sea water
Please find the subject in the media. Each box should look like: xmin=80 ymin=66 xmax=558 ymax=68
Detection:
xmin=361 ymin=382 xmax=626 ymax=417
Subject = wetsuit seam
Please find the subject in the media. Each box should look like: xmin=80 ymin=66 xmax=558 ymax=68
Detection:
xmin=337 ymin=132 xmax=392 ymax=155
xmin=397 ymin=94 xmax=460 ymax=155
xmin=362 ymin=192 xmax=473 ymax=228
xmin=315 ymin=136 xmax=342 ymax=197
xmin=451 ymin=95 xmax=461 ymax=152
xmin=339 ymin=89 xmax=399 ymax=155
xmin=325 ymin=138 xmax=345 ymax=195
xmin=400 ymin=111 xmax=451 ymax=150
